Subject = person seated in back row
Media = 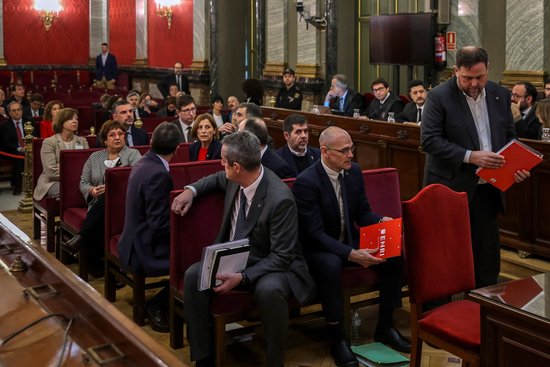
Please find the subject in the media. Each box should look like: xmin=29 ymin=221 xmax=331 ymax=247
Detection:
xmin=396 ymin=80 xmax=427 ymax=124
xmin=365 ymin=78 xmax=404 ymax=121
xmin=324 ymin=74 xmax=364 ymax=117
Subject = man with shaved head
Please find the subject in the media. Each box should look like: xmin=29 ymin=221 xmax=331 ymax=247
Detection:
xmin=293 ymin=126 xmax=409 ymax=366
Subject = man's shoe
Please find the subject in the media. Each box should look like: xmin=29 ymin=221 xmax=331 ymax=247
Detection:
xmin=195 ymin=356 xmax=215 ymax=367
xmin=374 ymin=326 xmax=411 ymax=354
xmin=63 ymin=235 xmax=82 ymax=256
xmin=330 ymin=340 xmax=358 ymax=367
xmin=145 ymin=304 xmax=169 ymax=333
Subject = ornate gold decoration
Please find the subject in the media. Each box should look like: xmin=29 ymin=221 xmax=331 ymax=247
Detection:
xmin=295 ymin=63 xmax=322 ymax=79
xmin=9 ymin=255 xmax=28 ymax=272
xmin=35 ymin=0 xmax=63 ymax=31
xmin=501 ymin=70 xmax=548 ymax=90
xmin=156 ymin=0 xmax=181 ymax=30
xmin=18 ymin=122 xmax=34 ymax=213
xmin=263 ymin=62 xmax=285 ymax=77
xmin=189 ymin=60 xmax=209 ymax=71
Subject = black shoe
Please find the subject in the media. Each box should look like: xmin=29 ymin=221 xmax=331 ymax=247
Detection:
xmin=145 ymin=304 xmax=169 ymax=333
xmin=374 ymin=326 xmax=411 ymax=354
xmin=63 ymin=235 xmax=82 ymax=256
xmin=330 ymin=340 xmax=358 ymax=367
xmin=89 ymin=262 xmax=105 ymax=278
xmin=195 ymin=356 xmax=215 ymax=367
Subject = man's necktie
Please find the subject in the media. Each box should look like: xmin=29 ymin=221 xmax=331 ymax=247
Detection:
xmin=126 ymin=129 xmax=134 ymax=146
xmin=186 ymin=126 xmax=192 ymax=142
xmin=15 ymin=121 xmax=23 ymax=148
xmin=339 ymin=97 xmax=345 ymax=112
xmin=233 ymin=189 xmax=248 ymax=240
xmin=337 ymin=173 xmax=346 ymax=242
xmin=177 ymin=75 xmax=181 ymax=91
xmin=417 ymin=107 xmax=422 ymax=123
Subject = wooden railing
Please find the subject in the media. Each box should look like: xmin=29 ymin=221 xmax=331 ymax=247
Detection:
xmin=262 ymin=107 xmax=550 ymax=259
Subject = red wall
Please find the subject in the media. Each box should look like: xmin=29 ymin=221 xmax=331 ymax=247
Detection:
xmin=3 ymin=0 xmax=89 ymax=64
xmin=147 ymin=0 xmax=193 ymax=68
xmin=109 ymin=0 xmax=137 ymax=66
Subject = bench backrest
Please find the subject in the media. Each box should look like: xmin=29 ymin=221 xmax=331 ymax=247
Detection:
xmin=32 ymin=138 xmax=44 ymax=189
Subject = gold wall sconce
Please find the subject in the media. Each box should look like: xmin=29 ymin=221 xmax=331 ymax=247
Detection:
xmin=34 ymin=0 xmax=63 ymax=31
xmin=156 ymin=0 xmax=180 ymax=30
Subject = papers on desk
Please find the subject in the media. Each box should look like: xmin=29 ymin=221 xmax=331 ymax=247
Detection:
xmin=198 ymin=239 xmax=250 ymax=291
xmin=351 ymin=342 xmax=409 ymax=367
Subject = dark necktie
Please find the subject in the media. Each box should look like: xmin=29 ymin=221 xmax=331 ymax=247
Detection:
xmin=126 ymin=129 xmax=134 ymax=146
xmin=15 ymin=121 xmax=23 ymax=148
xmin=417 ymin=107 xmax=422 ymax=123
xmin=337 ymin=173 xmax=347 ymax=242
xmin=177 ymin=75 xmax=182 ymax=91
xmin=233 ymin=189 xmax=248 ymax=240
xmin=185 ymin=125 xmax=192 ymax=142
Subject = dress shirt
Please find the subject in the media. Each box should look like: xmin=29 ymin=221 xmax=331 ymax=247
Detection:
xmin=126 ymin=127 xmax=134 ymax=146
xmin=157 ymin=154 xmax=170 ymax=172
xmin=101 ymin=52 xmax=108 ymax=66
xmin=321 ymin=159 xmax=346 ymax=241
xmin=230 ymin=166 xmax=264 ymax=241
xmin=462 ymin=87 xmax=491 ymax=164
xmin=179 ymin=120 xmax=192 ymax=142
xmin=288 ymin=145 xmax=307 ymax=157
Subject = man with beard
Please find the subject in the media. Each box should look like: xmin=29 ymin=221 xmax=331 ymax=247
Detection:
xmin=511 ymin=81 xmax=541 ymax=140
xmin=275 ymin=68 xmax=302 ymax=110
xmin=422 ymin=46 xmax=529 ymax=288
xmin=111 ymin=100 xmax=148 ymax=146
xmin=276 ymin=114 xmax=320 ymax=177
xmin=396 ymin=80 xmax=427 ymax=124
xmin=158 ymin=62 xmax=190 ymax=98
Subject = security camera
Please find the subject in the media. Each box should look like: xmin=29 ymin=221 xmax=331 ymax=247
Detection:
xmin=296 ymin=1 xmax=304 ymax=13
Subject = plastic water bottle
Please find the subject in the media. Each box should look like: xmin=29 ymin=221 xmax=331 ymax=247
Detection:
xmin=387 ymin=112 xmax=396 ymax=123
xmin=312 ymin=105 xmax=320 ymax=115
xmin=353 ymin=109 xmax=361 ymax=119
xmin=351 ymin=310 xmax=362 ymax=345
xmin=542 ymin=128 xmax=550 ymax=142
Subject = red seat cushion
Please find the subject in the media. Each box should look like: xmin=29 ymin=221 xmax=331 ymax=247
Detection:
xmin=419 ymin=300 xmax=480 ymax=352
xmin=62 ymin=207 xmax=87 ymax=232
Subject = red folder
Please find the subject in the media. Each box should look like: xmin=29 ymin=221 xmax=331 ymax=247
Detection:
xmin=476 ymin=139 xmax=543 ymax=192
xmin=359 ymin=218 xmax=402 ymax=259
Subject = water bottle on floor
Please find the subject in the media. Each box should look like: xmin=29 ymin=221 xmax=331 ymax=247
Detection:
xmin=351 ymin=310 xmax=362 ymax=346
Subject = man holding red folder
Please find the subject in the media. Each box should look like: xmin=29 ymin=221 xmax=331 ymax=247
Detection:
xmin=422 ymin=46 xmax=530 ymax=288
xmin=293 ymin=127 xmax=409 ymax=366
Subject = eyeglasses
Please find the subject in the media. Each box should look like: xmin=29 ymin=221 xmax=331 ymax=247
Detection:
xmin=372 ymin=86 xmax=387 ymax=93
xmin=325 ymin=145 xmax=355 ymax=155
xmin=180 ymin=107 xmax=196 ymax=114
xmin=511 ymin=93 xmax=527 ymax=99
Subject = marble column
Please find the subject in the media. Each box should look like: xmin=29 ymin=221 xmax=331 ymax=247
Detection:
xmin=89 ymin=0 xmax=109 ymax=65
xmin=295 ymin=0 xmax=322 ymax=79
xmin=252 ymin=0 xmax=265 ymax=78
xmin=0 ymin=0 xmax=5 ymax=66
xmin=263 ymin=0 xmax=286 ymax=76
xmin=324 ymin=0 xmax=336 ymax=83
xmin=134 ymin=0 xmax=148 ymax=66
xmin=189 ymin=0 xmax=209 ymax=71
xmin=502 ymin=0 xmax=549 ymax=88
xmin=209 ymin=0 xmax=218 ymax=94
xmin=446 ymin=0 xmax=481 ymax=68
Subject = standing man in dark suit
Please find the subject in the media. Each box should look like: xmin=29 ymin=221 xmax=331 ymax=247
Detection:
xmin=95 ymin=43 xmax=118 ymax=90
xmin=276 ymin=113 xmax=320 ymax=177
xmin=239 ymin=117 xmax=293 ymax=179
xmin=293 ymin=127 xmax=409 ymax=367
xmin=324 ymin=74 xmax=365 ymax=117
xmin=0 ymin=102 xmax=39 ymax=194
xmin=511 ymin=81 xmax=541 ymax=139
xmin=169 ymin=95 xmax=196 ymax=143
xmin=365 ymin=78 xmax=404 ymax=121
xmin=171 ymin=131 xmax=315 ymax=367
xmin=422 ymin=46 xmax=530 ymax=287
xmin=118 ymin=122 xmax=180 ymax=332
xmin=275 ymin=68 xmax=303 ymax=110
xmin=158 ymin=62 xmax=191 ymax=98
xmin=23 ymin=93 xmax=45 ymax=121
xmin=396 ymin=80 xmax=427 ymax=124
xmin=111 ymin=100 xmax=148 ymax=146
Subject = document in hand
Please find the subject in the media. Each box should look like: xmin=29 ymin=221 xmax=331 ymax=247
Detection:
xmin=476 ymin=139 xmax=543 ymax=192
xmin=359 ymin=218 xmax=402 ymax=259
xmin=198 ymin=239 xmax=250 ymax=291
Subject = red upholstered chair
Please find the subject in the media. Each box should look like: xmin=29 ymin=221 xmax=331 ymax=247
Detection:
xmin=171 ymin=143 xmax=191 ymax=163
xmin=32 ymin=138 xmax=59 ymax=252
xmin=402 ymin=184 xmax=480 ymax=367
xmin=140 ymin=116 xmax=171 ymax=133
xmin=399 ymin=95 xmax=411 ymax=104
xmin=58 ymin=148 xmax=101 ymax=280
xmin=363 ymin=92 xmax=375 ymax=110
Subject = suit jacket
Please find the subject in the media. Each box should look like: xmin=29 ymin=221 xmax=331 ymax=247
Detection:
xmin=293 ymin=161 xmax=381 ymax=261
xmin=191 ymin=168 xmax=316 ymax=305
xmin=261 ymin=148 xmax=293 ymax=179
xmin=276 ymin=145 xmax=321 ymax=177
xmin=34 ymin=134 xmax=89 ymax=200
xmin=95 ymin=53 xmax=118 ymax=81
xmin=515 ymin=105 xmax=541 ymax=140
xmin=23 ymin=107 xmax=44 ymax=121
xmin=127 ymin=125 xmax=149 ymax=146
xmin=366 ymin=92 xmax=405 ymax=120
xmin=189 ymin=139 xmax=222 ymax=161
xmin=118 ymin=151 xmax=173 ymax=276
xmin=158 ymin=74 xmax=191 ymax=97
xmin=169 ymin=118 xmax=191 ymax=143
xmin=329 ymin=89 xmax=365 ymax=117
xmin=0 ymin=118 xmax=39 ymax=154
xmin=396 ymin=102 xmax=422 ymax=123
xmin=421 ymin=76 xmax=516 ymax=204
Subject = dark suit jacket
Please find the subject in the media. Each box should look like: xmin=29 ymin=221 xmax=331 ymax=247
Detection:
xmin=189 ymin=139 xmax=222 ymax=161
xmin=293 ymin=161 xmax=381 ymax=261
xmin=207 ymin=110 xmax=230 ymax=124
xmin=276 ymin=145 xmax=321 ymax=177
xmin=396 ymin=102 xmax=422 ymax=123
xmin=329 ymin=89 xmax=365 ymax=117
xmin=421 ymin=77 xmax=516 ymax=204
xmin=515 ymin=105 xmax=541 ymax=140
xmin=23 ymin=107 xmax=44 ymax=121
xmin=0 ymin=118 xmax=39 ymax=154
xmin=366 ymin=92 xmax=404 ymax=120
xmin=169 ymin=118 xmax=191 ymax=143
xmin=95 ymin=53 xmax=118 ymax=81
xmin=118 ymin=151 xmax=173 ymax=276
xmin=158 ymin=74 xmax=191 ymax=97
xmin=191 ymin=168 xmax=316 ymax=305
xmin=261 ymin=148 xmax=293 ymax=179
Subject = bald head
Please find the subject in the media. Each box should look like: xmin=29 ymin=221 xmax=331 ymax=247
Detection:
xmin=319 ymin=126 xmax=351 ymax=146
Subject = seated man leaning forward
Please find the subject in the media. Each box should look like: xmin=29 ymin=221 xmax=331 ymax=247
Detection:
xmin=171 ymin=131 xmax=316 ymax=367
xmin=292 ymin=126 xmax=410 ymax=367
xmin=117 ymin=122 xmax=181 ymax=332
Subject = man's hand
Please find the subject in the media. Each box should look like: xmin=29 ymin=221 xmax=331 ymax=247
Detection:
xmin=348 ymin=248 xmax=385 ymax=268
xmin=380 ymin=216 xmax=393 ymax=222
xmin=469 ymin=151 xmax=505 ymax=169
xmin=514 ymin=169 xmax=530 ymax=183
xmin=171 ymin=188 xmax=194 ymax=216
xmin=213 ymin=272 xmax=242 ymax=293
xmin=325 ymin=90 xmax=336 ymax=103
xmin=511 ymin=102 xmax=522 ymax=122
xmin=218 ymin=122 xmax=235 ymax=134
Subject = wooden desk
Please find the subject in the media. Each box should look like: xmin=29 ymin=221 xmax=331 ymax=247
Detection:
xmin=469 ymin=273 xmax=550 ymax=367
xmin=0 ymin=214 xmax=186 ymax=367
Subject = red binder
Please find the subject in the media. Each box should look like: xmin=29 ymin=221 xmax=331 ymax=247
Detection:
xmin=359 ymin=218 xmax=402 ymax=259
xmin=476 ymin=139 xmax=543 ymax=192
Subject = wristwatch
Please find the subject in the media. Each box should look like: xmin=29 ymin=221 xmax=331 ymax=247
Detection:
xmin=240 ymin=271 xmax=249 ymax=285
